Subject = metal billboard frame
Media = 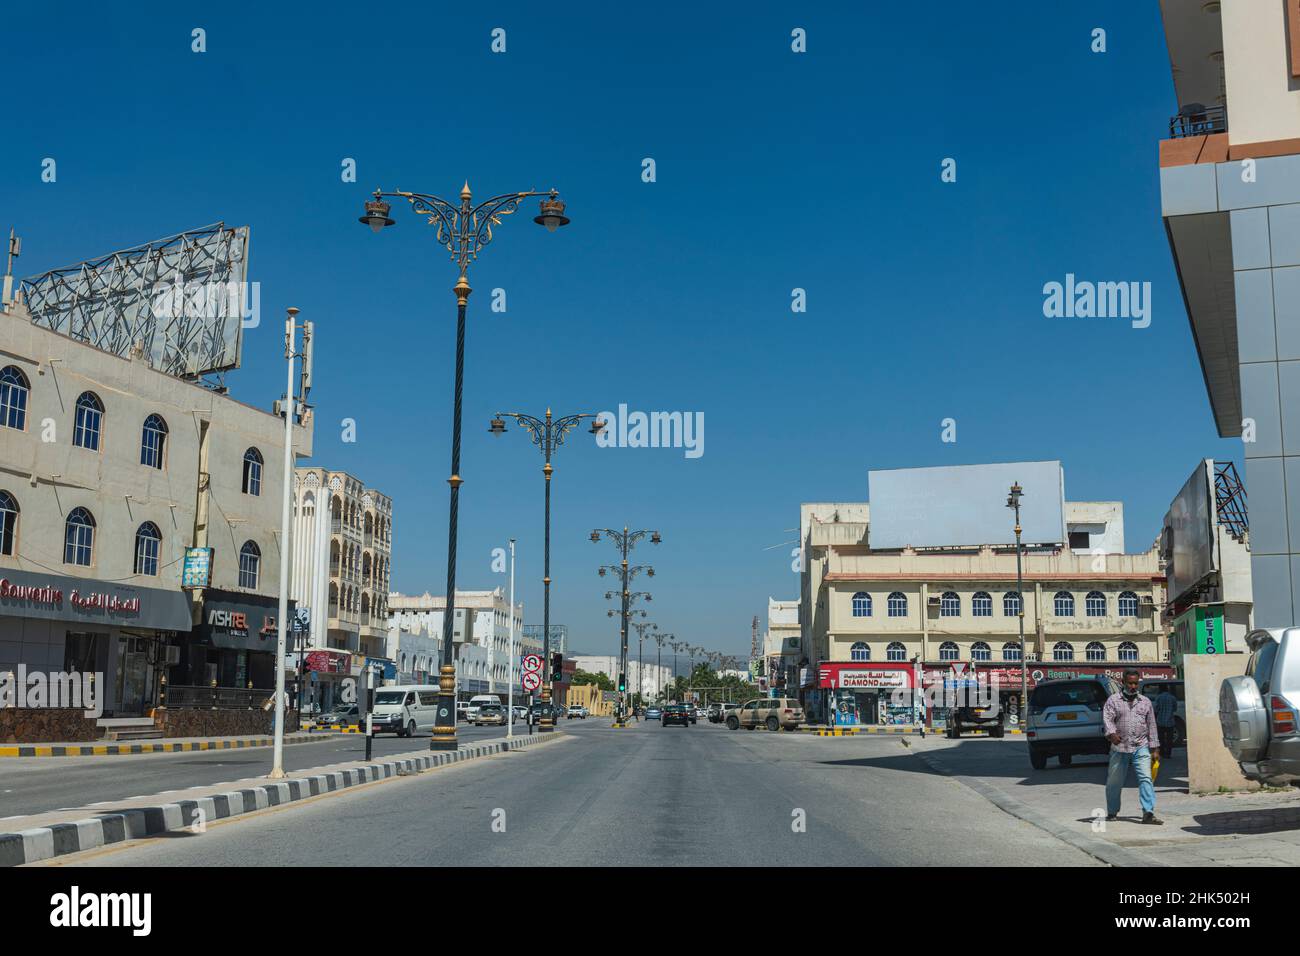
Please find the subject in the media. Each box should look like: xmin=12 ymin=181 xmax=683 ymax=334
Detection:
xmin=19 ymin=223 xmax=250 ymax=379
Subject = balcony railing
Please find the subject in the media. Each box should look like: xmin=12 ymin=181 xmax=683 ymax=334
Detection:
xmin=1169 ymin=103 xmax=1227 ymax=139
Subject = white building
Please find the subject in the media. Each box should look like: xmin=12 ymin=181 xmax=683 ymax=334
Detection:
xmin=569 ymin=654 xmax=673 ymax=701
xmin=383 ymin=617 xmax=491 ymax=698
xmin=0 ymin=293 xmax=312 ymax=719
xmin=387 ymin=589 xmax=531 ymax=696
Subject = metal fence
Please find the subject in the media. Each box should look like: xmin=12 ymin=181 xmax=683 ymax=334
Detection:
xmin=163 ymin=684 xmax=276 ymax=710
xmin=1169 ymin=104 xmax=1227 ymax=138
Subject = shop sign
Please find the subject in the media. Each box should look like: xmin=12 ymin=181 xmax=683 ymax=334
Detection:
xmin=0 ymin=568 xmax=191 ymax=630
xmin=181 ymin=548 xmax=213 ymax=588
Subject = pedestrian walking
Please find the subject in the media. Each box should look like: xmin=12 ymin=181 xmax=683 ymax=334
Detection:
xmin=1103 ymin=669 xmax=1163 ymax=825
xmin=1154 ymin=685 xmax=1179 ymax=756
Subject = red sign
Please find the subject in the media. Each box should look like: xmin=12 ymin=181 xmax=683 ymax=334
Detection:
xmin=306 ymin=650 xmax=351 ymax=674
xmin=818 ymin=661 xmax=916 ymax=689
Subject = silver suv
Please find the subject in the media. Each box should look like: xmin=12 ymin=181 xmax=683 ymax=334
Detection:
xmin=1025 ymin=677 xmax=1118 ymax=770
xmin=1220 ymin=628 xmax=1300 ymax=786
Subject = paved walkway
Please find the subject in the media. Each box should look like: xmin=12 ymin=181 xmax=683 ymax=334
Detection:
xmin=910 ymin=735 xmax=1300 ymax=866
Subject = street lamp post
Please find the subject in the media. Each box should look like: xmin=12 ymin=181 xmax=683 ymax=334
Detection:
xmin=360 ymin=182 xmax=569 ymax=752
xmin=630 ymin=620 xmax=658 ymax=712
xmin=654 ymin=632 xmax=673 ymax=703
xmin=1007 ymin=482 xmax=1027 ymax=726
xmin=592 ymin=526 xmax=660 ymax=726
xmin=491 ymin=409 xmax=603 ymax=732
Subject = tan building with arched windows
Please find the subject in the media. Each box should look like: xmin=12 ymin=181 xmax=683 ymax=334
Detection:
xmin=289 ymin=468 xmax=392 ymax=711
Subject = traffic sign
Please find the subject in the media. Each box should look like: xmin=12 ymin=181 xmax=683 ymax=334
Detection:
xmin=522 ymin=671 xmax=541 ymax=691
xmin=292 ymin=607 xmax=311 ymax=633
xmin=522 ymin=654 xmax=542 ymax=673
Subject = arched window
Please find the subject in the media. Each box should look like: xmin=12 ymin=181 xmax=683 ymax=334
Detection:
xmin=1053 ymin=641 xmax=1075 ymax=662
xmin=64 ymin=507 xmax=95 ymax=566
xmin=242 ymin=448 xmax=263 ymax=496
xmin=1086 ymin=641 xmax=1106 ymax=662
xmin=851 ymin=592 xmax=872 ymax=617
xmin=887 ymin=592 xmax=907 ymax=617
xmin=940 ymin=591 xmax=960 ymax=617
xmin=939 ymin=641 xmax=959 ymax=661
xmin=140 ymin=414 xmax=168 ymax=469
xmin=850 ymin=641 xmax=870 ymax=662
xmin=971 ymin=641 xmax=992 ymax=662
xmin=0 ymin=366 xmax=30 ymax=430
xmin=0 ymin=490 xmax=18 ymax=555
xmin=1054 ymin=591 xmax=1075 ymax=617
xmin=1002 ymin=642 xmax=1022 ymax=662
xmin=134 ymin=522 xmax=161 ymax=576
xmin=1118 ymin=591 xmax=1139 ymax=617
xmin=239 ymin=540 xmax=261 ymax=589
xmin=1004 ymin=591 xmax=1022 ymax=616
xmin=887 ymin=641 xmax=907 ymax=662
xmin=1085 ymin=591 xmax=1106 ymax=617
xmin=1118 ymin=641 xmax=1138 ymax=662
xmin=972 ymin=592 xmax=992 ymax=617
xmin=73 ymin=392 xmax=104 ymax=451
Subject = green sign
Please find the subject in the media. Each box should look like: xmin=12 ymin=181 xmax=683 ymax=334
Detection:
xmin=1170 ymin=604 xmax=1225 ymax=675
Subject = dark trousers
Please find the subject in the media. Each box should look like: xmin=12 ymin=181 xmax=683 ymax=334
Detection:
xmin=1158 ymin=724 xmax=1175 ymax=754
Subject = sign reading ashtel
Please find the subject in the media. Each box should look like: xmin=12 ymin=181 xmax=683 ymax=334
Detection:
xmin=197 ymin=589 xmax=292 ymax=651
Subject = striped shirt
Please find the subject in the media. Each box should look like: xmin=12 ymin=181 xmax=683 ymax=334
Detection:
xmin=1102 ymin=692 xmax=1159 ymax=754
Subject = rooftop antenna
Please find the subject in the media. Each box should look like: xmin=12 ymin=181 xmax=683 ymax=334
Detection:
xmin=2 ymin=229 xmax=20 ymax=306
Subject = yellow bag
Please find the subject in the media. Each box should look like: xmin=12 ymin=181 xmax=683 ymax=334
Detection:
xmin=1151 ymin=755 xmax=1161 ymax=781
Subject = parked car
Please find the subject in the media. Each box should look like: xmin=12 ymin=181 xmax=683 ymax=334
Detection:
xmin=1221 ymin=627 xmax=1300 ymax=787
xmin=1141 ymin=678 xmax=1186 ymax=749
xmin=567 ymin=704 xmax=587 ymax=719
xmin=725 ymin=697 xmax=805 ymax=731
xmin=318 ymin=704 xmax=359 ymax=726
xmin=1025 ymin=677 xmax=1117 ymax=769
xmin=474 ymin=703 xmax=506 ymax=726
xmin=947 ymin=701 xmax=1005 ymax=738
xmin=707 ymin=703 xmax=724 ymax=723
xmin=662 ymin=704 xmax=691 ymax=727
xmin=369 ymin=686 xmax=438 ymax=737
xmin=645 ymin=706 xmax=663 ymax=720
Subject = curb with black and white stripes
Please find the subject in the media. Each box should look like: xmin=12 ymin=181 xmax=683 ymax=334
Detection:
xmin=0 ymin=732 xmax=561 ymax=867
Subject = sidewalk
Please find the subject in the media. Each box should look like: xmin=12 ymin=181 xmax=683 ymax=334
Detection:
xmin=0 ymin=731 xmax=325 ymax=758
xmin=1 ymin=730 xmax=567 ymax=865
xmin=909 ymin=736 xmax=1300 ymax=866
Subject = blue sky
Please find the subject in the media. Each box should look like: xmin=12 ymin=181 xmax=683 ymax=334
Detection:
xmin=3 ymin=1 xmax=1238 ymax=658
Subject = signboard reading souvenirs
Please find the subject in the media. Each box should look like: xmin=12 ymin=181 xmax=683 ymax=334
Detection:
xmin=0 ymin=568 xmax=191 ymax=631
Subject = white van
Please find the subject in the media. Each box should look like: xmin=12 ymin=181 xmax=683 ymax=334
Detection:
xmin=369 ymin=685 xmax=440 ymax=737
xmin=469 ymin=694 xmax=502 ymax=709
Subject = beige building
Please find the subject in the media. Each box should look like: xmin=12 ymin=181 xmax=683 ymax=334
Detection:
xmin=387 ymin=589 xmax=531 ymax=697
xmin=0 ymin=297 xmax=312 ymax=717
xmin=799 ymin=497 xmax=1169 ymax=726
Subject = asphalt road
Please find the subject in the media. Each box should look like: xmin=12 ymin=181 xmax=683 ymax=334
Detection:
xmin=0 ymin=721 xmax=539 ymax=820
xmin=47 ymin=718 xmax=1100 ymax=866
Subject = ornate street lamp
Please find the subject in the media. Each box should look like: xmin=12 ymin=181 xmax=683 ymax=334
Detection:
xmin=592 ymin=526 xmax=661 ymax=725
xmin=359 ymin=181 xmax=568 ymax=752
xmin=489 ymin=408 xmax=603 ymax=732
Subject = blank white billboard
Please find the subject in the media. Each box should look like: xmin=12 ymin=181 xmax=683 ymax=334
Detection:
xmin=868 ymin=461 xmax=1066 ymax=549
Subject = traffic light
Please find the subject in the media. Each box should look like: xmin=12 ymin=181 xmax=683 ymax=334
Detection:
xmin=618 ymin=672 xmax=626 ymax=692
xmin=550 ymin=652 xmax=563 ymax=682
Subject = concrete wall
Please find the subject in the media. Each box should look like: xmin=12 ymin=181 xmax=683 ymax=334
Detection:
xmin=1184 ymin=653 xmax=1259 ymax=793
xmin=1223 ymin=0 xmax=1300 ymax=147
xmin=1065 ymin=500 xmax=1125 ymax=554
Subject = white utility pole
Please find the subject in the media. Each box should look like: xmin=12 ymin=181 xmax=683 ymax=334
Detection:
xmin=507 ymin=539 xmax=516 ymax=738
xmin=269 ymin=307 xmax=300 ymax=779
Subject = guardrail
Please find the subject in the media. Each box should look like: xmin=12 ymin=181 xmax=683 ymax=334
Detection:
xmin=163 ymin=685 xmax=276 ymax=710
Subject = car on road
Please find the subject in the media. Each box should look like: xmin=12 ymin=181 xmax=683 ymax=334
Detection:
xmin=511 ymin=705 xmax=529 ymax=724
xmin=1221 ymin=627 xmax=1300 ymax=787
xmin=645 ymin=706 xmax=663 ymax=720
xmin=1025 ymin=677 xmax=1117 ymax=769
xmin=567 ymin=704 xmax=587 ymax=719
xmin=725 ymin=697 xmax=805 ymax=732
xmin=947 ymin=701 xmax=1005 ymax=738
xmin=317 ymin=704 xmax=359 ymax=727
xmin=474 ymin=704 xmax=506 ymax=726
xmin=1141 ymin=678 xmax=1186 ymax=749
xmin=662 ymin=704 xmax=691 ymax=727
xmin=369 ymin=685 xmax=438 ymax=737
xmin=707 ymin=703 xmax=723 ymax=723
xmin=456 ymin=701 xmax=478 ymax=723
xmin=526 ymin=703 xmax=561 ymax=725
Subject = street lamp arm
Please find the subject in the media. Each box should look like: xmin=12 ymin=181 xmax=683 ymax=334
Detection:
xmin=375 ymin=187 xmax=559 ymax=269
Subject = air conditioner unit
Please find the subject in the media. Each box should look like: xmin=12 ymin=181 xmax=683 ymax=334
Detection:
xmin=927 ymin=595 xmax=942 ymax=607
